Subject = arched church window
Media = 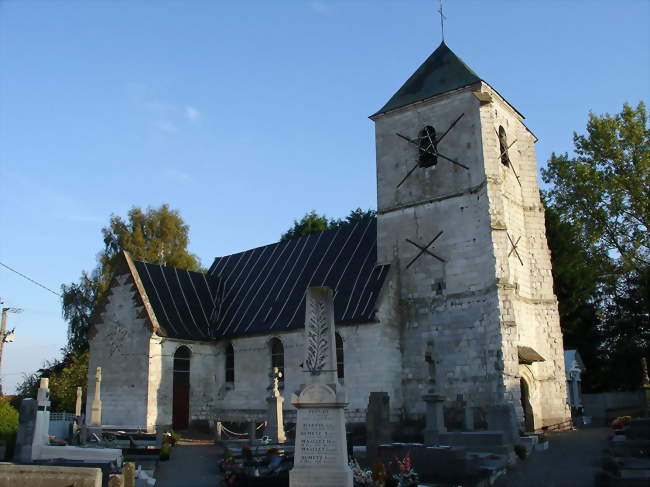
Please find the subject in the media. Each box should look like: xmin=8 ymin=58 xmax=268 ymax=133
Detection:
xmin=498 ymin=126 xmax=510 ymax=167
xmin=174 ymin=346 xmax=191 ymax=371
xmin=418 ymin=125 xmax=438 ymax=168
xmin=270 ymin=338 xmax=284 ymax=383
xmin=225 ymin=343 xmax=235 ymax=384
xmin=336 ymin=333 xmax=344 ymax=379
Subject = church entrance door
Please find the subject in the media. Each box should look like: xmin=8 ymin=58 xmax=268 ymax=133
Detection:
xmin=520 ymin=377 xmax=534 ymax=432
xmin=173 ymin=346 xmax=191 ymax=430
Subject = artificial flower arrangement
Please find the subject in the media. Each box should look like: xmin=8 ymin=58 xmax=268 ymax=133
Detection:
xmin=219 ymin=450 xmax=245 ymax=485
xmin=611 ymin=416 xmax=631 ymax=430
xmin=47 ymin=435 xmax=67 ymax=446
xmin=350 ymin=453 xmax=420 ymax=487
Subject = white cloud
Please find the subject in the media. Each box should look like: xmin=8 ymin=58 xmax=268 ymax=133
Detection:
xmin=153 ymin=120 xmax=178 ymax=133
xmin=185 ymin=106 xmax=201 ymax=122
xmin=310 ymin=1 xmax=331 ymax=14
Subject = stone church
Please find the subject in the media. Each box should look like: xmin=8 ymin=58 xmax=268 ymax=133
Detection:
xmin=86 ymin=42 xmax=570 ymax=434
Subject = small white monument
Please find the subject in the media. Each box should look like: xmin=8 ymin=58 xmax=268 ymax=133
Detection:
xmin=32 ymin=378 xmax=52 ymax=456
xmin=28 ymin=378 xmax=122 ymax=465
xmin=263 ymin=367 xmax=286 ymax=444
xmin=73 ymin=386 xmax=83 ymax=436
xmin=90 ymin=367 xmax=102 ymax=426
xmin=289 ymin=286 xmax=352 ymax=487
xmin=75 ymin=386 xmax=83 ymax=417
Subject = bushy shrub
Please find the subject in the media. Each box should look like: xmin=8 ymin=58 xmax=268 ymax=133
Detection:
xmin=160 ymin=438 xmax=171 ymax=460
xmin=0 ymin=399 xmax=19 ymax=460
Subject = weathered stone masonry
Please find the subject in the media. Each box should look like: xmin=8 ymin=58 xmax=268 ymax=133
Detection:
xmin=86 ymin=42 xmax=569 ymax=434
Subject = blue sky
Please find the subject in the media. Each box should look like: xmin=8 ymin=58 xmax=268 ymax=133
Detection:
xmin=0 ymin=0 xmax=648 ymax=394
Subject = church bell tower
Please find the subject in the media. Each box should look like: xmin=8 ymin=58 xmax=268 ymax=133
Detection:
xmin=370 ymin=42 xmax=570 ymax=430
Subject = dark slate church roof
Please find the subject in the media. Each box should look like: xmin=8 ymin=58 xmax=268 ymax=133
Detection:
xmin=133 ymin=217 xmax=390 ymax=341
xmin=134 ymin=260 xmax=219 ymax=341
xmin=373 ymin=42 xmax=482 ymax=116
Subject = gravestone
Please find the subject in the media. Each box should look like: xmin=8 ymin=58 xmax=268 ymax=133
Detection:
xmin=423 ymin=339 xmax=446 ymax=444
xmin=289 ymin=286 xmax=352 ymax=487
xmin=642 ymin=358 xmax=650 ymax=417
xmin=90 ymin=367 xmax=102 ymax=426
xmin=487 ymin=404 xmax=518 ymax=445
xmin=247 ymin=422 xmax=256 ymax=443
xmin=75 ymin=387 xmax=83 ymax=417
xmin=123 ymin=462 xmax=136 ymax=487
xmin=14 ymin=398 xmax=37 ymax=463
xmin=215 ymin=421 xmax=222 ymax=441
xmin=366 ymin=392 xmax=390 ymax=461
xmin=263 ymin=367 xmax=286 ymax=443
xmin=73 ymin=386 xmax=83 ymax=437
xmin=461 ymin=395 xmax=474 ymax=431
xmin=32 ymin=378 xmax=52 ymax=456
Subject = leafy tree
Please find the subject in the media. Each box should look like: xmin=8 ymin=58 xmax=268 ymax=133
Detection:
xmin=0 ymin=399 xmax=19 ymax=460
xmin=15 ymin=372 xmax=39 ymax=399
xmin=15 ymin=352 xmax=89 ymax=412
xmin=46 ymin=351 xmax=89 ymax=413
xmin=62 ymin=272 xmax=98 ymax=358
xmin=543 ymin=102 xmax=649 ymax=391
xmin=281 ymin=210 xmax=331 ymax=241
xmin=599 ymin=265 xmax=650 ymax=390
xmin=61 ymin=204 xmax=201 ymax=354
xmin=281 ymin=208 xmax=376 ymax=241
xmin=542 ymin=102 xmax=649 ymax=277
xmin=544 ymin=204 xmax=602 ymax=391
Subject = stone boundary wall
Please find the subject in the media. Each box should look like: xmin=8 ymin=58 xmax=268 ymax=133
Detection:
xmin=583 ymin=391 xmax=645 ymax=424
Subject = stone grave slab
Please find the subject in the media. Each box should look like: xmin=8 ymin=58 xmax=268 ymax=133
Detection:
xmin=0 ymin=464 xmax=102 ymax=487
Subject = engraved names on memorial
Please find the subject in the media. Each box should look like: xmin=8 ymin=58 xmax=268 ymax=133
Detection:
xmin=296 ymin=408 xmax=338 ymax=464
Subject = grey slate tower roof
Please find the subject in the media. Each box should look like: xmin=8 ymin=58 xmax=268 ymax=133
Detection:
xmin=373 ymin=42 xmax=481 ymax=116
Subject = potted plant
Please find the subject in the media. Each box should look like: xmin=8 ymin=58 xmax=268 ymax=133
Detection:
xmin=160 ymin=437 xmax=171 ymax=460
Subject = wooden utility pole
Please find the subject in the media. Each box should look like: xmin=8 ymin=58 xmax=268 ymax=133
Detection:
xmin=0 ymin=304 xmax=22 ymax=396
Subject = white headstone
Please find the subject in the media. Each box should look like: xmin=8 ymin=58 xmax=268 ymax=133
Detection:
xmin=90 ymin=367 xmax=102 ymax=426
xmin=289 ymin=287 xmax=352 ymax=487
xmin=33 ymin=378 xmax=51 ymax=449
xmin=75 ymin=386 xmax=83 ymax=417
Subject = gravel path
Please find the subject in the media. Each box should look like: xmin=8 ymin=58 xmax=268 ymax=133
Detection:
xmin=494 ymin=427 xmax=609 ymax=487
xmin=155 ymin=440 xmax=223 ymax=487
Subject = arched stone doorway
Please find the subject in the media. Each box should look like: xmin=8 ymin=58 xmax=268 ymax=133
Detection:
xmin=520 ymin=377 xmax=534 ymax=432
xmin=172 ymin=346 xmax=191 ymax=430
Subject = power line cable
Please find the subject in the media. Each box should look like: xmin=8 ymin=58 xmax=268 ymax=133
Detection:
xmin=0 ymin=261 xmax=62 ymax=298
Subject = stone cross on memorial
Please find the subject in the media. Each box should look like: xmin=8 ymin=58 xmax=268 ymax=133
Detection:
xmin=289 ymin=286 xmax=353 ymax=487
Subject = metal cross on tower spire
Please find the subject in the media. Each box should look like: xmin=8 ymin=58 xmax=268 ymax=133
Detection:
xmin=438 ymin=0 xmax=447 ymax=42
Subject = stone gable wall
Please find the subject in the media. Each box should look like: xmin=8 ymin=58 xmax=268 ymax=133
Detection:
xmin=86 ymin=273 xmax=152 ymax=427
